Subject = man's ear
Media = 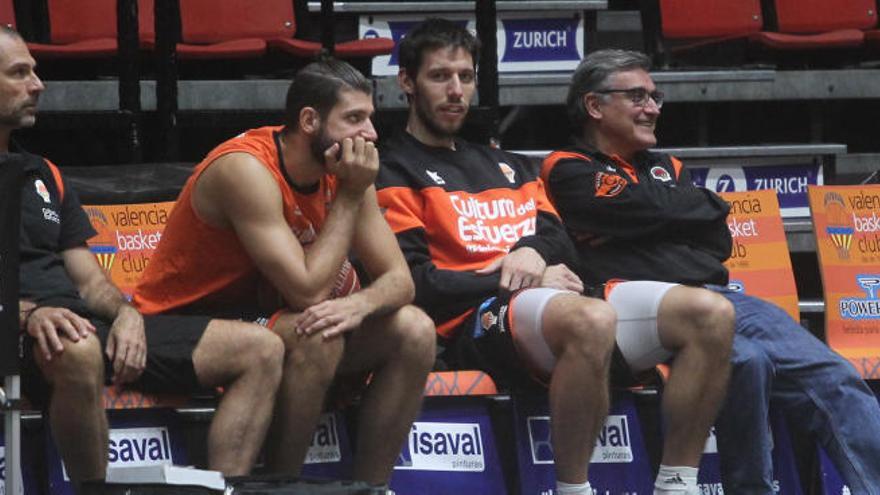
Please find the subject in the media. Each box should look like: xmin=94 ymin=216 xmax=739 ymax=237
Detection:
xmin=299 ymin=107 xmax=320 ymax=135
xmin=584 ymin=93 xmax=604 ymax=120
xmin=398 ymin=68 xmax=415 ymax=97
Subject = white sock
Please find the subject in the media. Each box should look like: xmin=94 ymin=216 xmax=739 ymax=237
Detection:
xmin=556 ymin=480 xmax=592 ymax=495
xmin=654 ymin=465 xmax=699 ymax=494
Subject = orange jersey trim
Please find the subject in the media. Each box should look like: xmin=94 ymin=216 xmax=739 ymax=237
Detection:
xmin=46 ymin=160 xmax=65 ymax=203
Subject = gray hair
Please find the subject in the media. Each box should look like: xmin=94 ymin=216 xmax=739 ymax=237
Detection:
xmin=566 ymin=49 xmax=652 ymax=127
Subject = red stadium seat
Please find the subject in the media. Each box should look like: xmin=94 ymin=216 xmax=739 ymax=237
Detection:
xmin=27 ymin=0 xmax=154 ymax=59
xmin=749 ymin=0 xmax=874 ymax=50
xmin=174 ymin=0 xmax=283 ymax=59
xmin=644 ymin=0 xmax=763 ymax=66
xmin=174 ymin=0 xmax=392 ymax=60
xmin=658 ymin=0 xmax=763 ymax=41
xmin=0 ymin=0 xmax=15 ymax=29
xmin=29 ymin=0 xmax=154 ymax=59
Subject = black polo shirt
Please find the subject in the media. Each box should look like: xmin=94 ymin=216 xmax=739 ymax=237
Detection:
xmin=17 ymin=150 xmax=95 ymax=314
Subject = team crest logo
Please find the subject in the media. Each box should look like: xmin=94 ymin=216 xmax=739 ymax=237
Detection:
xmin=650 ymin=166 xmax=672 ymax=182
xmin=824 ymin=192 xmax=854 ymax=260
xmin=594 ymin=172 xmax=627 ymax=198
xmin=90 ymin=244 xmax=117 ymax=272
xmin=498 ymin=162 xmax=516 ymax=184
xmin=480 ymin=310 xmax=497 ymax=331
xmin=34 ymin=179 xmax=51 ymax=203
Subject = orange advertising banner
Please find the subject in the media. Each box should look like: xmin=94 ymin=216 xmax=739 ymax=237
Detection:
xmin=808 ymin=185 xmax=880 ymax=379
xmin=719 ymin=190 xmax=799 ymax=321
xmin=82 ymin=202 xmax=175 ymax=298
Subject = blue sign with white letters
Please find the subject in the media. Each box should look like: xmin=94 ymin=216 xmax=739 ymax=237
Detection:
xmin=390 ymin=398 xmax=506 ymax=495
xmin=300 ymin=411 xmax=353 ymax=480
xmin=697 ymin=408 xmax=803 ymax=494
xmin=46 ymin=410 xmax=189 ymax=495
xmin=361 ymin=12 xmax=585 ymax=76
xmin=819 ymin=447 xmax=849 ymax=495
xmin=1 ymin=425 xmax=38 ymax=495
xmin=689 ymin=163 xmax=823 ymax=217
xmin=500 ymin=18 xmax=580 ymax=63
xmin=513 ymin=391 xmax=653 ymax=494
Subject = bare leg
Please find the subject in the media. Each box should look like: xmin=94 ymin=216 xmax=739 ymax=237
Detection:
xmin=337 ymin=305 xmax=435 ymax=484
xmin=657 ymin=286 xmax=734 ymax=466
xmin=192 ymin=320 xmax=285 ymax=475
xmin=37 ymin=334 xmax=107 ymax=482
xmin=265 ymin=313 xmax=346 ymax=474
xmin=537 ymin=295 xmax=617 ymax=484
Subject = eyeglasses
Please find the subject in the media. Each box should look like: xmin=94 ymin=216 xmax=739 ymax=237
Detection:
xmin=595 ymin=87 xmax=664 ymax=108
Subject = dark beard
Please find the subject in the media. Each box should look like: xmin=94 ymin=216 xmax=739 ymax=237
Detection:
xmin=414 ymin=94 xmax=460 ymax=143
xmin=309 ymin=125 xmax=337 ymax=165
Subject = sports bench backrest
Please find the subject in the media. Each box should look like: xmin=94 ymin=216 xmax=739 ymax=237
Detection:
xmin=718 ymin=190 xmax=799 ymax=321
xmin=659 ymin=0 xmax=763 ymax=39
xmin=82 ymin=200 xmax=188 ymax=408
xmin=771 ymin=0 xmax=876 ymax=33
xmin=178 ymin=0 xmax=295 ymax=44
xmin=82 ymin=201 xmax=175 ymax=298
xmin=81 ymin=200 xmax=499 ymax=398
xmin=0 ymin=0 xmax=15 ymax=29
xmin=47 ymin=0 xmax=155 ymax=44
xmin=808 ymin=184 xmax=880 ymax=379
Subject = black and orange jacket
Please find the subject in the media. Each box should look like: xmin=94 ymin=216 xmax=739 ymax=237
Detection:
xmin=541 ymin=145 xmax=732 ymax=287
xmin=377 ymin=132 xmax=575 ymax=338
xmin=18 ymin=150 xmax=96 ymax=314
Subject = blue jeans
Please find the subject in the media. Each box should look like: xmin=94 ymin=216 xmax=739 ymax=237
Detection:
xmin=710 ymin=288 xmax=880 ymax=495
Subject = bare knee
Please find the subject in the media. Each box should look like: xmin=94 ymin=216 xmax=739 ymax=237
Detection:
xmin=38 ymin=336 xmax=104 ymax=393
xmin=241 ymin=328 xmax=285 ymax=385
xmin=383 ymin=305 xmax=436 ymax=372
xmin=547 ymin=297 xmax=617 ymax=364
xmin=684 ymin=291 xmax=735 ymax=353
xmin=275 ymin=321 xmax=345 ymax=385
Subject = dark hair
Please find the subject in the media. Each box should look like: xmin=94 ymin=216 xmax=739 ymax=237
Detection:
xmin=566 ymin=49 xmax=652 ymax=127
xmin=283 ymin=58 xmax=372 ymax=130
xmin=397 ymin=18 xmax=480 ymax=78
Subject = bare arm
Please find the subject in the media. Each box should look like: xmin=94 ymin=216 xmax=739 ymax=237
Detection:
xmin=62 ymin=246 xmax=145 ymax=384
xmin=350 ymin=187 xmax=416 ymax=313
xmin=294 ymin=186 xmax=415 ymax=339
xmin=63 ymin=246 xmax=131 ymax=320
xmin=196 ymin=138 xmax=378 ymax=310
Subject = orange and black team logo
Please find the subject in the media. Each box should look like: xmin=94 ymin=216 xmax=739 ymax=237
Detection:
xmin=594 ymin=172 xmax=628 ymax=198
xmin=824 ymin=192 xmax=854 ymax=260
xmin=480 ymin=310 xmax=497 ymax=331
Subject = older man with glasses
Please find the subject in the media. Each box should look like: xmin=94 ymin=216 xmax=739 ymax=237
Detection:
xmin=542 ymin=48 xmax=880 ymax=494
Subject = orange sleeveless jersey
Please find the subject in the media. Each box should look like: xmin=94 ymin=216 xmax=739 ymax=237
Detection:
xmin=133 ymin=126 xmax=337 ymax=314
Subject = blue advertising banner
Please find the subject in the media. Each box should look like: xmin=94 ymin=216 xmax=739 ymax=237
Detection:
xmin=697 ymin=409 xmax=803 ymax=494
xmin=1 ymin=427 xmax=37 ymax=495
xmin=300 ymin=411 xmax=353 ymax=480
xmin=819 ymin=448 xmax=848 ymax=495
xmin=513 ymin=391 xmax=653 ymax=495
xmin=46 ymin=410 xmax=189 ymax=495
xmin=390 ymin=398 xmax=506 ymax=495
xmin=361 ymin=12 xmax=584 ymax=76
xmin=689 ymin=162 xmax=823 ymax=218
